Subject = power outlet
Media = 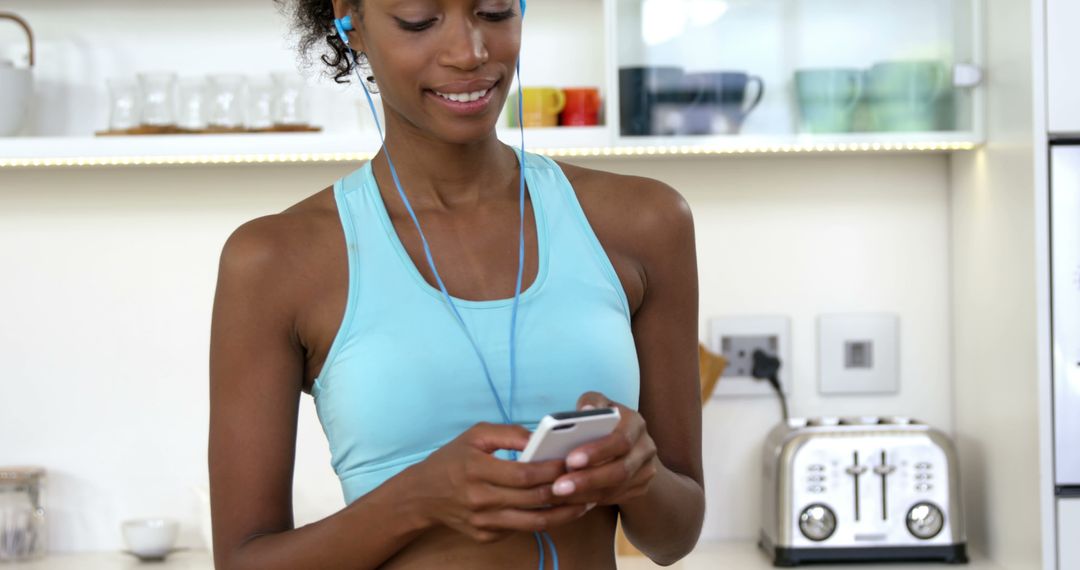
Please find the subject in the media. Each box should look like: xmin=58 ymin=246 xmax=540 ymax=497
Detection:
xmin=721 ymin=335 xmax=780 ymax=378
xmin=707 ymin=316 xmax=791 ymax=398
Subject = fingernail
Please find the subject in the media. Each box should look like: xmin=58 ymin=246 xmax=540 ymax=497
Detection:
xmin=582 ymin=404 xmax=596 ymax=410
xmin=553 ymin=480 xmax=575 ymax=496
xmin=567 ymin=451 xmax=588 ymax=469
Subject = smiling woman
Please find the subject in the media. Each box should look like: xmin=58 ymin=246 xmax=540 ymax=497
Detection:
xmin=207 ymin=1 xmax=704 ymax=569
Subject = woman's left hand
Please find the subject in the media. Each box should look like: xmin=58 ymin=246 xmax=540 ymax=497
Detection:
xmin=549 ymin=391 xmax=659 ymax=507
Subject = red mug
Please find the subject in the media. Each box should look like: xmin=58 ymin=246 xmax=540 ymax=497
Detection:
xmin=560 ymin=88 xmax=601 ymax=126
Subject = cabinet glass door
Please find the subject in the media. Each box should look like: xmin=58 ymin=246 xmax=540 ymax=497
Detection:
xmin=612 ymin=0 xmax=981 ymax=142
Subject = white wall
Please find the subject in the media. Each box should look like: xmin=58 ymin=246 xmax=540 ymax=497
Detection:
xmin=0 ymin=152 xmax=954 ymax=552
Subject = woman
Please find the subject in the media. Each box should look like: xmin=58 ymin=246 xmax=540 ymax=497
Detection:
xmin=208 ymin=0 xmax=703 ymax=568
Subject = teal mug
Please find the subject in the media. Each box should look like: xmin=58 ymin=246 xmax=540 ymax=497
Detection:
xmin=865 ymin=60 xmax=953 ymax=132
xmin=794 ymin=69 xmax=863 ymax=133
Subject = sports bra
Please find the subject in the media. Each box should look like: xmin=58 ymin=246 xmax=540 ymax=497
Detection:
xmin=311 ymin=151 xmax=640 ymax=505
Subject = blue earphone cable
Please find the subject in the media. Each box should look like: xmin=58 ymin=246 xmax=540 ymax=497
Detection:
xmin=335 ymin=10 xmax=557 ymax=569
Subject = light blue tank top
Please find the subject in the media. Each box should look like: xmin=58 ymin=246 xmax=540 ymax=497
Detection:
xmin=312 ymin=151 xmax=640 ymax=505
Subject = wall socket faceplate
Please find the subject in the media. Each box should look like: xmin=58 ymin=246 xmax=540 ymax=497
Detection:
xmin=817 ymin=313 xmax=899 ymax=395
xmin=707 ymin=315 xmax=792 ymax=398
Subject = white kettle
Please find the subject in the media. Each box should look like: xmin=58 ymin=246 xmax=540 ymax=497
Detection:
xmin=0 ymin=12 xmax=33 ymax=137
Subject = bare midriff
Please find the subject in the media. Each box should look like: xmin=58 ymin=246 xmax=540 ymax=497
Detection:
xmin=380 ymin=506 xmax=619 ymax=569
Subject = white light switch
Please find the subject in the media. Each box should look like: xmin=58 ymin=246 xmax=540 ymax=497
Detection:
xmin=818 ymin=314 xmax=899 ymax=395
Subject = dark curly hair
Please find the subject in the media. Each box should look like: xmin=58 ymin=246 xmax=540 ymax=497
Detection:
xmin=275 ymin=0 xmax=362 ymax=84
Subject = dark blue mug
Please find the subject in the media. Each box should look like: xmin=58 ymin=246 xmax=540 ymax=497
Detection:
xmin=619 ymin=66 xmax=685 ymax=136
xmin=681 ymin=72 xmax=765 ymax=135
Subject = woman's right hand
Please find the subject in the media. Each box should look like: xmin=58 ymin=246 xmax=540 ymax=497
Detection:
xmin=410 ymin=422 xmax=592 ymax=544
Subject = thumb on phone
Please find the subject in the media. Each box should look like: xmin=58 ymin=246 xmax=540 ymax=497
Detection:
xmin=576 ymin=391 xmax=611 ymax=411
xmin=466 ymin=422 xmax=533 ymax=453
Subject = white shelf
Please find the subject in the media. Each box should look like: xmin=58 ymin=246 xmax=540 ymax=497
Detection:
xmin=0 ymin=129 xmax=979 ymax=168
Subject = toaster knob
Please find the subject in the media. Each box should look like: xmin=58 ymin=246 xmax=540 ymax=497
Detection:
xmin=906 ymin=502 xmax=945 ymax=539
xmin=798 ymin=504 xmax=837 ymax=542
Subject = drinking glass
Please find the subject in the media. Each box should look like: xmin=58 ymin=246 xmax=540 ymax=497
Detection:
xmin=106 ymin=78 xmax=140 ymax=131
xmin=177 ymin=78 xmax=207 ymax=131
xmin=137 ymin=72 xmax=177 ymax=127
xmin=247 ymin=77 xmax=274 ymax=130
xmin=206 ymin=74 xmax=247 ymax=129
xmin=271 ymin=72 xmax=308 ymax=126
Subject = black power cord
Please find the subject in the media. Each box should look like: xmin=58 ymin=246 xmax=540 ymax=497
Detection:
xmin=752 ymin=349 xmax=789 ymax=422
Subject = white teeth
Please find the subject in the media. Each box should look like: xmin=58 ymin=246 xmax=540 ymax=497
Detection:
xmin=435 ymin=88 xmax=489 ymax=103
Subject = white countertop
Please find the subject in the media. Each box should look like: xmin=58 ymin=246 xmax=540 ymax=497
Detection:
xmin=7 ymin=542 xmax=1001 ymax=569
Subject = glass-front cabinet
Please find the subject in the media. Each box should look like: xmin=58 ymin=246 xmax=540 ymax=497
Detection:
xmin=607 ymin=0 xmax=983 ymax=151
xmin=0 ymin=0 xmax=984 ymax=167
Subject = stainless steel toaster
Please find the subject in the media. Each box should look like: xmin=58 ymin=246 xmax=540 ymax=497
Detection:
xmin=759 ymin=416 xmax=968 ymax=566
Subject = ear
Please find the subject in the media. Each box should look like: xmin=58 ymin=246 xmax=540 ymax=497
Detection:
xmin=331 ymin=0 xmax=367 ymax=52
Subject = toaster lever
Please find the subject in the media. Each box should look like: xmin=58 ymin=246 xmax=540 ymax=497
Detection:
xmin=874 ymin=451 xmax=895 ymax=520
xmin=845 ymin=452 xmax=867 ymax=521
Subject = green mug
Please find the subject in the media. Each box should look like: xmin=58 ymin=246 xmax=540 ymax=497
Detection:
xmin=865 ymin=60 xmax=953 ymax=132
xmin=794 ymin=69 xmax=863 ymax=133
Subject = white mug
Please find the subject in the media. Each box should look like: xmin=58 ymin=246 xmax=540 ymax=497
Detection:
xmin=0 ymin=63 xmax=31 ymax=136
xmin=0 ymin=12 xmax=34 ymax=137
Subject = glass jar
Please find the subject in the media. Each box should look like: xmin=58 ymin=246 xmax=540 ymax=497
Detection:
xmin=271 ymin=72 xmax=308 ymax=127
xmin=137 ymin=72 xmax=178 ymax=128
xmin=206 ymin=74 xmax=247 ymax=130
xmin=106 ymin=78 xmax=140 ymax=132
xmin=0 ymin=467 xmax=46 ymax=561
xmin=177 ymin=77 xmax=208 ymax=131
xmin=247 ymin=76 xmax=274 ymax=130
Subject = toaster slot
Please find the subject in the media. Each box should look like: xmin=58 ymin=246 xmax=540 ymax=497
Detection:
xmin=870 ymin=450 xmax=898 ymax=521
xmin=882 ymin=453 xmax=888 ymax=520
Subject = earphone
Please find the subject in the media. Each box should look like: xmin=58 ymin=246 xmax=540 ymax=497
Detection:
xmin=332 ymin=4 xmax=559 ymax=570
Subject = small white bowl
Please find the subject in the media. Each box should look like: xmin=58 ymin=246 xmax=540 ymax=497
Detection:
xmin=121 ymin=518 xmax=179 ymax=560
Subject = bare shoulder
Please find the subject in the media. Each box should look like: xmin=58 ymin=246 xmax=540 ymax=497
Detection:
xmin=554 ymin=161 xmax=694 ymax=246
xmin=218 ymin=186 xmax=340 ymax=290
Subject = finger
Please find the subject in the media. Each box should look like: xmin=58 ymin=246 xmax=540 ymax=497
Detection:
xmin=576 ymin=391 xmax=612 ymax=410
xmin=553 ymin=467 xmax=653 ymax=505
xmin=567 ymin=420 xmax=643 ymax=470
xmin=467 ymin=451 xmax=566 ymax=488
xmin=552 ymin=459 xmax=631 ymax=498
xmin=461 ymin=481 xmax=558 ymax=511
xmin=468 ymin=504 xmax=590 ymax=533
xmin=555 ymin=449 xmax=656 ymax=498
xmin=464 ymin=422 xmax=533 ymax=454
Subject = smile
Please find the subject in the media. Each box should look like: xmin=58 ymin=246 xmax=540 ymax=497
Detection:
xmin=426 ymin=81 xmax=500 ymax=115
xmin=433 ymin=88 xmax=491 ymax=103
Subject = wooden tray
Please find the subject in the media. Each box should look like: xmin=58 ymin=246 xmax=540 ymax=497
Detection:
xmin=95 ymin=125 xmax=322 ymax=136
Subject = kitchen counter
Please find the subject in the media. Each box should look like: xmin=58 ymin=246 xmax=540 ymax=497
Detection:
xmin=7 ymin=542 xmax=1003 ymax=569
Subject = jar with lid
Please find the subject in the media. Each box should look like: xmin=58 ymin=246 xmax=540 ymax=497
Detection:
xmin=0 ymin=467 xmax=46 ymax=561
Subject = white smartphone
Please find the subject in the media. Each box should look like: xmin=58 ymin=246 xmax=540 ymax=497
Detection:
xmin=518 ymin=408 xmax=621 ymax=463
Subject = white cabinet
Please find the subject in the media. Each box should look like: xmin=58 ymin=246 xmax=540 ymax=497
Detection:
xmin=1047 ymin=0 xmax=1080 ymax=134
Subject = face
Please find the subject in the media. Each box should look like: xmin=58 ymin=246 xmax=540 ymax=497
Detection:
xmin=335 ymin=0 xmax=523 ymax=145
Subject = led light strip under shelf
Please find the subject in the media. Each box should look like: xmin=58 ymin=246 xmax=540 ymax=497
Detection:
xmin=0 ymin=140 xmax=979 ymax=168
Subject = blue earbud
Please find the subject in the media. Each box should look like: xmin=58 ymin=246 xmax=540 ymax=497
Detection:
xmin=334 ymin=15 xmax=353 ymax=44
